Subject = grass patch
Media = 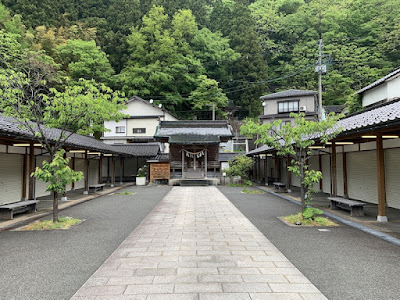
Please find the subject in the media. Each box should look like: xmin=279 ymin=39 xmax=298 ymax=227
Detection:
xmin=116 ymin=191 xmax=135 ymax=196
xmin=282 ymin=213 xmax=338 ymax=226
xmin=241 ymin=188 xmax=264 ymax=194
xmin=21 ymin=217 xmax=82 ymax=231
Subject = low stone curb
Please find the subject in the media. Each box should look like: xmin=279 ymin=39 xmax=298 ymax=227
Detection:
xmin=0 ymin=183 xmax=134 ymax=232
xmin=255 ymin=185 xmax=400 ymax=247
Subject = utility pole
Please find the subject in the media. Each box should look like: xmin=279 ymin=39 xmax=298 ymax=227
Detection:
xmin=212 ymin=104 xmax=215 ymax=121
xmin=316 ymin=39 xmax=325 ymax=121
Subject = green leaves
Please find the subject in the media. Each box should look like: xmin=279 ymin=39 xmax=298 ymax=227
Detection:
xmin=226 ymin=155 xmax=254 ymax=180
xmin=32 ymin=149 xmax=83 ymax=194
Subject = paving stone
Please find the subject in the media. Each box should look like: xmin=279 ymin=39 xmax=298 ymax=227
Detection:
xmin=222 ymin=283 xmax=272 ymax=293
xmin=71 ymin=187 xmax=325 ymax=299
xmin=174 ymin=283 xmax=223 ymax=293
xmin=249 ymin=293 xmax=303 ymax=300
xmin=199 ymin=274 xmax=243 ymax=283
xmin=199 ymin=293 xmax=251 ymax=300
xmin=124 ymin=284 xmax=174 ymax=294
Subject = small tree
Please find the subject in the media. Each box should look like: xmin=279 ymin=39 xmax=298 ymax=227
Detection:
xmin=241 ymin=113 xmax=342 ymax=213
xmin=226 ymin=154 xmax=254 ymax=184
xmin=0 ymin=51 xmax=127 ymax=222
xmin=32 ymin=150 xmax=83 ymax=222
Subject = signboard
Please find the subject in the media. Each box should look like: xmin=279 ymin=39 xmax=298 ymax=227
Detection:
xmin=150 ymin=162 xmax=170 ymax=182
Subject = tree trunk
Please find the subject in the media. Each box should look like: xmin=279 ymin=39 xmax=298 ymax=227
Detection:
xmin=53 ymin=191 xmax=58 ymax=223
xmin=300 ymin=163 xmax=306 ymax=212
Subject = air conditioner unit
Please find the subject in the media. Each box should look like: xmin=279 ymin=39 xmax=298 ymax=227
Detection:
xmin=299 ymin=106 xmax=307 ymax=112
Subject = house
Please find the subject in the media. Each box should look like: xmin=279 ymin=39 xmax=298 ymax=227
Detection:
xmin=356 ymin=67 xmax=400 ymax=108
xmin=260 ymin=89 xmax=319 ymax=126
xmin=102 ymin=96 xmax=178 ymax=145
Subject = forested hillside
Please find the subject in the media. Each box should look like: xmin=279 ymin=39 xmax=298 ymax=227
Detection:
xmin=1 ymin=0 xmax=399 ymax=119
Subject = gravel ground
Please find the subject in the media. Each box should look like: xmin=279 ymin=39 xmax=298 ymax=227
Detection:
xmin=219 ymin=186 xmax=400 ymax=300
xmin=0 ymin=185 xmax=171 ymax=300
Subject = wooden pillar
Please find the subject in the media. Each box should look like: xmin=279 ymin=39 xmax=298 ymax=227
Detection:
xmin=181 ymin=150 xmax=185 ymax=179
xmin=342 ymin=148 xmax=348 ymax=199
xmin=331 ymin=142 xmax=337 ymax=197
xmin=376 ymin=134 xmax=388 ymax=222
xmin=204 ymin=149 xmax=207 ymax=178
xmin=264 ymin=154 xmax=269 ymax=185
xmin=318 ymin=154 xmax=323 ymax=191
xmin=28 ymin=143 xmax=35 ymax=200
xmin=286 ymin=155 xmax=292 ymax=192
xmin=274 ymin=152 xmax=279 ymax=182
xmin=71 ymin=156 xmax=76 ymax=190
xmin=22 ymin=153 xmax=27 ymax=200
xmin=107 ymin=157 xmax=110 ymax=182
xmin=84 ymin=151 xmax=89 ymax=195
xmin=99 ymin=154 xmax=103 ymax=184
xmin=120 ymin=157 xmax=123 ymax=185
xmin=111 ymin=156 xmax=115 ymax=187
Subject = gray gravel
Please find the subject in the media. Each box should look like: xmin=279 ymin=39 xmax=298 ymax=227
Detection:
xmin=0 ymin=185 xmax=171 ymax=300
xmin=219 ymin=186 xmax=400 ymax=300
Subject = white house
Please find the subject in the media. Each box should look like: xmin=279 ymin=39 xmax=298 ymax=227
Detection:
xmin=259 ymin=89 xmax=319 ymax=126
xmin=102 ymin=96 xmax=178 ymax=145
xmin=356 ymin=67 xmax=400 ymax=108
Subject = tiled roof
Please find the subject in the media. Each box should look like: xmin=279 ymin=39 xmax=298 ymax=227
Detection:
xmin=337 ymin=99 xmax=400 ymax=134
xmin=260 ymin=112 xmax=317 ymax=119
xmin=148 ymin=153 xmax=170 ymax=162
xmin=218 ymin=152 xmax=240 ymax=162
xmin=260 ymin=89 xmax=317 ymax=101
xmin=324 ymin=105 xmax=346 ymax=114
xmin=247 ymin=145 xmax=271 ymax=155
xmin=0 ymin=114 xmax=133 ymax=155
xmin=110 ymin=143 xmax=161 ymax=156
xmin=155 ymin=121 xmax=233 ymax=143
xmin=356 ymin=67 xmax=400 ymax=94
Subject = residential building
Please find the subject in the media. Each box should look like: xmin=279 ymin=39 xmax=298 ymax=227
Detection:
xmin=356 ymin=67 xmax=400 ymax=108
xmin=259 ymin=89 xmax=319 ymax=126
xmin=102 ymin=96 xmax=178 ymax=145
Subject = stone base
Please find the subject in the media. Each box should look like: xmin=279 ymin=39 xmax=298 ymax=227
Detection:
xmin=83 ymin=191 xmax=89 ymax=195
xmin=111 ymin=184 xmax=115 ymax=187
xmin=60 ymin=196 xmax=68 ymax=201
xmin=377 ymin=215 xmax=388 ymax=222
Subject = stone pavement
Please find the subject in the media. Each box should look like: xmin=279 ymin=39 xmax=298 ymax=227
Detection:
xmin=71 ymin=186 xmax=327 ymax=300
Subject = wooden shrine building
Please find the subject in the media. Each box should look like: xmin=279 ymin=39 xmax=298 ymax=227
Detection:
xmin=154 ymin=121 xmax=233 ymax=185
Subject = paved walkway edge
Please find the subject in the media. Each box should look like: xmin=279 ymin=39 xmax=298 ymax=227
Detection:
xmin=255 ymin=186 xmax=400 ymax=247
xmin=0 ymin=184 xmax=134 ymax=232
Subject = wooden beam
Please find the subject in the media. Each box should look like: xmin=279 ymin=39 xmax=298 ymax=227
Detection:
xmin=28 ymin=143 xmax=35 ymax=200
xmin=22 ymin=153 xmax=27 ymax=200
xmin=376 ymin=134 xmax=388 ymax=222
xmin=318 ymin=154 xmax=323 ymax=191
xmin=342 ymin=148 xmax=348 ymax=199
xmin=331 ymin=142 xmax=337 ymax=197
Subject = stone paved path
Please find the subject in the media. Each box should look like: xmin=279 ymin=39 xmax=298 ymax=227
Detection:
xmin=71 ymin=186 xmax=327 ymax=300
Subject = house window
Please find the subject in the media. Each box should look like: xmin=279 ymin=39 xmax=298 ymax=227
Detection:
xmin=278 ymin=101 xmax=299 ymax=113
xmin=115 ymin=126 xmax=125 ymax=133
xmin=133 ymin=128 xmax=146 ymax=134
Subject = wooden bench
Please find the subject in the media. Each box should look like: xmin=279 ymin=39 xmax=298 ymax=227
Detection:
xmin=0 ymin=200 xmax=39 ymax=220
xmin=328 ymin=197 xmax=366 ymax=217
xmin=89 ymin=184 xmax=105 ymax=192
xmin=273 ymin=182 xmax=286 ymax=192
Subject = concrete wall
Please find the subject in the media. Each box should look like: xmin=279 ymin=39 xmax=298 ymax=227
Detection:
xmin=263 ymin=95 xmax=316 ymax=115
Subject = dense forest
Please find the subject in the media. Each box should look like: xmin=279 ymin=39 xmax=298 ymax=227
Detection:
xmin=1 ymin=0 xmax=399 ymax=119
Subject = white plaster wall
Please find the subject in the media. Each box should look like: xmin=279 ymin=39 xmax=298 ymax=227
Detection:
xmin=362 ymin=84 xmax=387 ymax=107
xmin=127 ymin=118 xmax=159 ymax=137
xmin=384 ymin=148 xmax=400 ymax=209
xmin=103 ymin=119 xmax=127 ymax=138
xmin=321 ymin=154 xmax=331 ymax=194
xmin=387 ymin=76 xmax=400 ymax=101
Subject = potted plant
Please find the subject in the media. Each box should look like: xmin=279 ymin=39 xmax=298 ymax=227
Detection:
xmin=135 ymin=165 xmax=147 ymax=186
